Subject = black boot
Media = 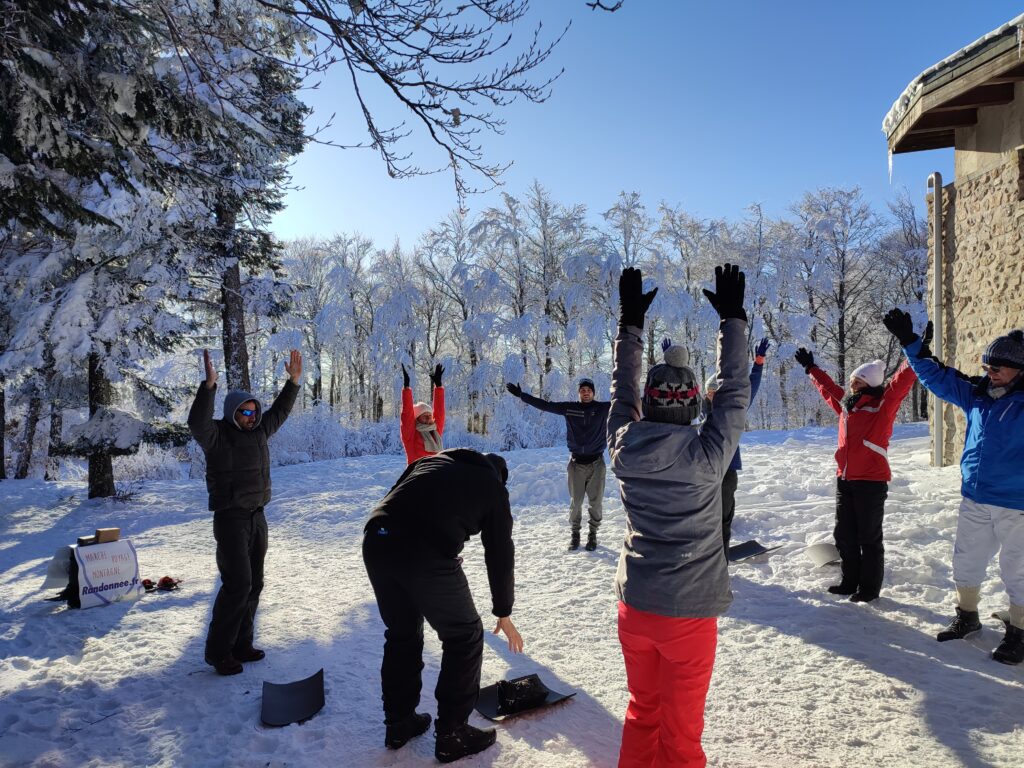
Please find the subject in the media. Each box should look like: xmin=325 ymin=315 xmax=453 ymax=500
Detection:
xmin=568 ymin=531 xmax=580 ymax=551
xmin=936 ymin=607 xmax=982 ymax=642
xmin=827 ymin=582 xmax=857 ymax=596
xmin=992 ymin=624 xmax=1024 ymax=665
xmin=849 ymin=591 xmax=879 ymax=603
xmin=233 ymin=646 xmax=265 ymax=662
xmin=205 ymin=654 xmax=243 ymax=676
xmin=435 ymin=723 xmax=497 ymax=763
xmin=585 ymin=531 xmax=597 ymax=551
xmin=385 ymin=711 xmax=432 ymax=749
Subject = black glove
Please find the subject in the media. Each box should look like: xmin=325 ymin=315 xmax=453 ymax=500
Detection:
xmin=755 ymin=337 xmax=770 ymax=358
xmin=702 ymin=263 xmax=747 ymax=321
xmin=506 ymin=382 xmax=522 ymax=398
xmin=430 ymin=363 xmax=444 ymax=387
xmin=794 ymin=347 xmax=815 ymax=372
xmin=882 ymin=309 xmax=918 ymax=347
xmin=618 ymin=267 xmax=658 ymax=329
xmin=401 ymin=363 xmax=410 ymax=388
xmin=922 ymin=320 xmax=933 ymax=347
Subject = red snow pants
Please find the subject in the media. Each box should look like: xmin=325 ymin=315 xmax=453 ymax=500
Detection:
xmin=617 ymin=601 xmax=718 ymax=767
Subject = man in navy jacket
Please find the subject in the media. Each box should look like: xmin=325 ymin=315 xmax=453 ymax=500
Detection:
xmin=506 ymin=377 xmax=610 ymax=551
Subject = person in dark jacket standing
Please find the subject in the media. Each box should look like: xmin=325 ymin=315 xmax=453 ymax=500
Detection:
xmin=703 ymin=336 xmax=769 ymax=552
xmin=609 ymin=263 xmax=750 ymax=768
xmin=794 ymin=342 xmax=916 ymax=603
xmin=505 ymin=377 xmax=610 ymax=551
xmin=884 ymin=311 xmax=1024 ymax=665
xmin=187 ymin=349 xmax=301 ymax=676
xmin=363 ymin=449 xmax=523 ymax=763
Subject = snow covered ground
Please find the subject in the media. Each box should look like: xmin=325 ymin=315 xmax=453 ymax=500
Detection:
xmin=1 ymin=423 xmax=1021 ymax=767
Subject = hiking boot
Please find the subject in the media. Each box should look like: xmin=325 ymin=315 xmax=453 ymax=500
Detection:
xmin=849 ymin=592 xmax=879 ymax=603
xmin=585 ymin=531 xmax=597 ymax=551
xmin=827 ymin=582 xmax=857 ymax=596
xmin=936 ymin=607 xmax=982 ymax=642
xmin=568 ymin=531 xmax=580 ymax=551
xmin=233 ymin=646 xmax=266 ymax=662
xmin=385 ymin=712 xmax=432 ymax=749
xmin=435 ymin=723 xmax=497 ymax=763
xmin=205 ymin=654 xmax=243 ymax=676
xmin=992 ymin=624 xmax=1024 ymax=665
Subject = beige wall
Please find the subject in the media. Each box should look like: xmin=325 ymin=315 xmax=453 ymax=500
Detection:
xmin=954 ymin=82 xmax=1024 ymax=177
xmin=927 ymin=148 xmax=1024 ymax=466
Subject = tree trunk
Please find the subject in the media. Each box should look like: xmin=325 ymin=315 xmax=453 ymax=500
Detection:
xmin=217 ymin=204 xmax=251 ymax=392
xmin=0 ymin=381 xmax=6 ymax=480
xmin=87 ymin=352 xmax=115 ymax=498
xmin=14 ymin=391 xmax=43 ymax=479
xmin=45 ymin=400 xmax=62 ymax=481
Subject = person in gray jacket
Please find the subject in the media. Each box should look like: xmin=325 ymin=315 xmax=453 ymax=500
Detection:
xmin=505 ymin=377 xmax=610 ymax=551
xmin=609 ymin=264 xmax=749 ymax=768
xmin=188 ymin=349 xmax=301 ymax=675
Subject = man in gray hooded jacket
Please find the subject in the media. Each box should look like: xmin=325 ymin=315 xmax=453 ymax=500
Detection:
xmin=609 ymin=264 xmax=749 ymax=767
xmin=188 ymin=349 xmax=301 ymax=675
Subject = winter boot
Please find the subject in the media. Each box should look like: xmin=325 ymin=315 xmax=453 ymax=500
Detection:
xmin=435 ymin=723 xmax=497 ymax=763
xmin=991 ymin=624 xmax=1024 ymax=665
xmin=233 ymin=646 xmax=265 ymax=663
xmin=205 ymin=654 xmax=243 ymax=676
xmin=385 ymin=712 xmax=432 ymax=749
xmin=568 ymin=531 xmax=580 ymax=551
xmin=827 ymin=582 xmax=857 ymax=596
xmin=849 ymin=591 xmax=879 ymax=603
xmin=585 ymin=531 xmax=597 ymax=551
xmin=936 ymin=607 xmax=982 ymax=642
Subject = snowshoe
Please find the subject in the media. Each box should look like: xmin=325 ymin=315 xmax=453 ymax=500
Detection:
xmin=435 ymin=723 xmax=497 ymax=763
xmin=936 ymin=607 xmax=982 ymax=642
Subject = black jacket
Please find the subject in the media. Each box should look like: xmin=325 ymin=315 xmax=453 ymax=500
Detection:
xmin=516 ymin=392 xmax=610 ymax=462
xmin=365 ymin=449 xmax=515 ymax=617
xmin=187 ymin=381 xmax=299 ymax=513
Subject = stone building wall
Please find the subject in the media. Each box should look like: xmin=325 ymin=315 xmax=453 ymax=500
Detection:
xmin=927 ymin=150 xmax=1024 ymax=465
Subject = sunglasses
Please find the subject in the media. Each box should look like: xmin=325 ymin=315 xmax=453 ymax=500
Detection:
xmin=239 ymin=408 xmax=257 ymax=417
xmin=981 ymin=364 xmax=1002 ymax=374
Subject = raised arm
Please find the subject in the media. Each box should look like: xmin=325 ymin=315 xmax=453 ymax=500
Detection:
xmin=879 ymin=358 xmax=918 ymax=419
xmin=261 ymin=350 xmax=301 ymax=437
xmin=883 ymin=309 xmax=973 ymax=411
xmin=187 ymin=350 xmax=219 ymax=450
xmin=807 ymin=366 xmax=844 ymax=416
xmin=698 ymin=264 xmax=751 ymax=468
xmin=608 ymin=266 xmax=658 ymax=445
xmin=429 ymin=363 xmax=446 ymax=435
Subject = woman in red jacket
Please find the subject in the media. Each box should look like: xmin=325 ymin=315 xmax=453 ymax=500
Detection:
xmin=400 ymin=363 xmax=445 ymax=464
xmin=794 ymin=348 xmax=917 ymax=603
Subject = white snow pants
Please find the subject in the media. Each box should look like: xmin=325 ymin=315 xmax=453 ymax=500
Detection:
xmin=952 ymin=497 xmax=1024 ymax=606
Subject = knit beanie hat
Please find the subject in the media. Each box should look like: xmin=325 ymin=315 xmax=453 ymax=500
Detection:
xmin=643 ymin=342 xmax=701 ymax=425
xmin=983 ymin=330 xmax=1024 ymax=369
xmin=413 ymin=402 xmax=433 ymax=418
xmin=578 ymin=377 xmax=596 ymax=392
xmin=850 ymin=360 xmax=885 ymax=388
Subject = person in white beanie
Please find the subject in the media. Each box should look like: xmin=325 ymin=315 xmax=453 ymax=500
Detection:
xmin=793 ymin=344 xmax=917 ymax=603
xmin=400 ymin=363 xmax=445 ymax=464
xmin=885 ymin=310 xmax=1024 ymax=665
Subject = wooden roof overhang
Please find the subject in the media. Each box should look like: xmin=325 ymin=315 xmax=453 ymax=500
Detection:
xmin=886 ymin=31 xmax=1024 ymax=154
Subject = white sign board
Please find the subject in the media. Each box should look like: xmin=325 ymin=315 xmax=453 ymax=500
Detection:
xmin=73 ymin=540 xmax=144 ymax=609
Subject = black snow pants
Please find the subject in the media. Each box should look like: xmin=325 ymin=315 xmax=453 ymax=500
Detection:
xmin=721 ymin=468 xmax=739 ymax=553
xmin=362 ymin=527 xmax=484 ymax=732
xmin=834 ymin=480 xmax=888 ymax=597
xmin=205 ymin=507 xmax=268 ymax=662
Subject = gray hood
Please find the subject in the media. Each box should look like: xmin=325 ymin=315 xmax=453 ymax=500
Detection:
xmin=223 ymin=389 xmax=263 ymax=429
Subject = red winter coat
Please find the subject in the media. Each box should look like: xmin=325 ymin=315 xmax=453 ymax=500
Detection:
xmin=401 ymin=386 xmax=445 ymax=464
xmin=808 ymin=361 xmax=917 ymax=481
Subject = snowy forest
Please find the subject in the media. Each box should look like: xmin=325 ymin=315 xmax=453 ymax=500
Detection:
xmin=0 ymin=1 xmax=930 ymax=497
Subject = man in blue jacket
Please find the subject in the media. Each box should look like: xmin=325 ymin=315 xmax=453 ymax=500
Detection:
xmin=506 ymin=377 xmax=610 ymax=551
xmin=703 ymin=337 xmax=769 ymax=552
xmin=884 ymin=310 xmax=1024 ymax=666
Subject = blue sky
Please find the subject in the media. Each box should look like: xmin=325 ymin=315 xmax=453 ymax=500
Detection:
xmin=271 ymin=1 xmax=1023 ymax=246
